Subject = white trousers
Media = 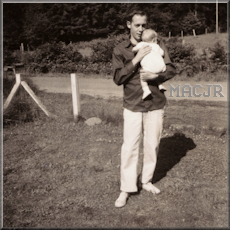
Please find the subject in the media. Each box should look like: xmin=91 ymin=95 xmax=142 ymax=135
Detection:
xmin=120 ymin=108 xmax=164 ymax=192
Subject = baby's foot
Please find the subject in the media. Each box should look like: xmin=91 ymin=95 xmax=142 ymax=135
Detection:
xmin=158 ymin=84 xmax=166 ymax=91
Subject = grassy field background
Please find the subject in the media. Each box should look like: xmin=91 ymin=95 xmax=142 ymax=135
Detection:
xmin=3 ymin=91 xmax=228 ymax=228
xmin=181 ymin=32 xmax=227 ymax=50
xmin=3 ymin=32 xmax=228 ymax=228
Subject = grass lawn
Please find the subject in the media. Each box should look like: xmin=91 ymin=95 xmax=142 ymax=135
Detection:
xmin=182 ymin=32 xmax=227 ymax=50
xmin=3 ymin=91 xmax=228 ymax=228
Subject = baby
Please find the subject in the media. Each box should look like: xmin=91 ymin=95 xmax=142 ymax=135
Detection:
xmin=132 ymin=29 xmax=166 ymax=99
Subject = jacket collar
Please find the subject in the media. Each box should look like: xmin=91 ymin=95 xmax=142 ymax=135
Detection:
xmin=124 ymin=39 xmax=132 ymax=48
xmin=124 ymin=36 xmax=138 ymax=48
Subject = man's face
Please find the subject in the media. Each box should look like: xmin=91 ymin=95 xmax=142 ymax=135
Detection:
xmin=127 ymin=14 xmax=147 ymax=43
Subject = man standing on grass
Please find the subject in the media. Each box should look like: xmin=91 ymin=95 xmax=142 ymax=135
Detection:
xmin=112 ymin=9 xmax=176 ymax=208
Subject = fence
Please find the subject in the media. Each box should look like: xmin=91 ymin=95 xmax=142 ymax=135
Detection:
xmin=3 ymin=73 xmax=81 ymax=122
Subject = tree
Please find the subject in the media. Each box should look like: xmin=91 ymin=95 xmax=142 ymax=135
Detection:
xmin=22 ymin=4 xmax=52 ymax=48
xmin=3 ymin=3 xmax=228 ymax=50
xmin=180 ymin=11 xmax=206 ymax=35
xmin=3 ymin=3 xmax=26 ymax=49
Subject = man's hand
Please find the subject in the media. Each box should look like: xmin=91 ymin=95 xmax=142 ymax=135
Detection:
xmin=132 ymin=45 xmax=151 ymax=66
xmin=140 ymin=70 xmax=159 ymax=82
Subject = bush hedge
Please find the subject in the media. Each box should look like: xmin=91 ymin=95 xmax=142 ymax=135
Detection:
xmin=3 ymin=35 xmax=227 ymax=78
xmin=165 ymin=37 xmax=227 ymax=77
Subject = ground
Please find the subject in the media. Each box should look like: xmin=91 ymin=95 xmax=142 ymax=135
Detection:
xmin=3 ymin=92 xmax=228 ymax=228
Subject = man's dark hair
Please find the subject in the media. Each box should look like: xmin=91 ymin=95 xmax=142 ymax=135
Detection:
xmin=126 ymin=9 xmax=148 ymax=22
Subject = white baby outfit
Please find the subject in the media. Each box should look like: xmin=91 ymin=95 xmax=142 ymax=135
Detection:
xmin=133 ymin=42 xmax=166 ymax=99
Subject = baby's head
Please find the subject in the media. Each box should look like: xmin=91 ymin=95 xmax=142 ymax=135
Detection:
xmin=142 ymin=29 xmax=158 ymax=43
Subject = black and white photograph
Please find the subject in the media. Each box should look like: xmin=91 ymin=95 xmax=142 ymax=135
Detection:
xmin=1 ymin=1 xmax=228 ymax=228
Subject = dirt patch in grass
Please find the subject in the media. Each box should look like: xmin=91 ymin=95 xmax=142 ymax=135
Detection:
xmin=3 ymin=92 xmax=228 ymax=228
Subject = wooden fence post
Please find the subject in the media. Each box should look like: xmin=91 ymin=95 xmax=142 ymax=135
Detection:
xmin=3 ymin=74 xmax=21 ymax=112
xmin=193 ymin=29 xmax=197 ymax=37
xmin=20 ymin=43 xmax=24 ymax=53
xmin=181 ymin=30 xmax=185 ymax=45
xmin=21 ymin=81 xmax=56 ymax=118
xmin=71 ymin=73 xmax=81 ymax=122
xmin=3 ymin=73 xmax=56 ymax=118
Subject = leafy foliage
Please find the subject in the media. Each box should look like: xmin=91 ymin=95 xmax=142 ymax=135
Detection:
xmin=25 ymin=42 xmax=83 ymax=73
xmin=210 ymin=41 xmax=227 ymax=65
xmin=16 ymin=35 xmax=129 ymax=75
xmin=6 ymin=34 xmax=227 ymax=78
xmin=166 ymin=37 xmax=198 ymax=77
xmin=165 ymin=37 xmax=226 ymax=77
xmin=166 ymin=37 xmax=196 ymax=63
xmin=3 ymin=3 xmax=26 ymax=50
xmin=3 ymin=3 xmax=227 ymax=49
xmin=179 ymin=11 xmax=206 ymax=35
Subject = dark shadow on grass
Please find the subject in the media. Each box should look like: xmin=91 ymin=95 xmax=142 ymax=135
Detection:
xmin=151 ymin=132 xmax=196 ymax=184
xmin=133 ymin=133 xmax=196 ymax=195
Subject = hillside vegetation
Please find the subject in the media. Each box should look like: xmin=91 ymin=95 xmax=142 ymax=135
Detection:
xmin=4 ymin=33 xmax=227 ymax=82
xmin=3 ymin=4 xmax=227 ymax=81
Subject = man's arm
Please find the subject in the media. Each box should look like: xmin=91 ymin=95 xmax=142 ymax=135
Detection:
xmin=113 ymin=44 xmax=151 ymax=86
xmin=112 ymin=47 xmax=139 ymax=86
xmin=156 ymin=63 xmax=176 ymax=84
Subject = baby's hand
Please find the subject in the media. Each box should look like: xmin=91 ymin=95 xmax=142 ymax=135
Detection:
xmin=140 ymin=70 xmax=158 ymax=81
xmin=134 ymin=45 xmax=151 ymax=62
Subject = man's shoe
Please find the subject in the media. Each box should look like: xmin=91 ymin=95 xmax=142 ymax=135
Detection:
xmin=115 ymin=192 xmax=129 ymax=208
xmin=142 ymin=182 xmax=160 ymax=194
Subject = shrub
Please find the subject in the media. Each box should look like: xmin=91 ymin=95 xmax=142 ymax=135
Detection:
xmin=4 ymin=33 xmax=227 ymax=78
xmin=84 ymin=34 xmax=129 ymax=75
xmin=80 ymin=61 xmax=112 ymax=75
xmin=80 ymin=37 xmax=120 ymax=75
xmin=166 ymin=37 xmax=199 ymax=77
xmin=3 ymin=48 xmax=18 ymax=66
xmin=166 ymin=37 xmax=196 ymax=63
xmin=196 ymin=42 xmax=227 ymax=74
xmin=26 ymin=42 xmax=83 ymax=73
xmin=165 ymin=37 xmax=227 ymax=77
xmin=90 ymin=40 xmax=113 ymax=63
xmin=209 ymin=41 xmax=227 ymax=65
